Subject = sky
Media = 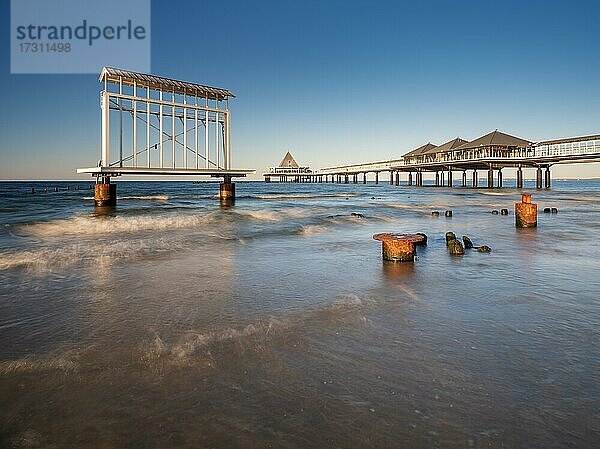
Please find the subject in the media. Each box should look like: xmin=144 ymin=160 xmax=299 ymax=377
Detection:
xmin=1 ymin=0 xmax=600 ymax=180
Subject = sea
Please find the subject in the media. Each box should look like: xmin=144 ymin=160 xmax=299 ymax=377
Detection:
xmin=0 ymin=179 xmax=599 ymax=448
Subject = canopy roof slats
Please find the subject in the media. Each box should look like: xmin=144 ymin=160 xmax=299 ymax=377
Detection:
xmin=455 ymin=130 xmax=531 ymax=151
xmin=99 ymin=67 xmax=235 ymax=100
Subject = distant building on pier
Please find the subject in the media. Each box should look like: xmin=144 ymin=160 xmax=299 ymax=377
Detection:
xmin=264 ymin=151 xmax=312 ymax=182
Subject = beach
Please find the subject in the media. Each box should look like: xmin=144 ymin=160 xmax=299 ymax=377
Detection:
xmin=1 ymin=180 xmax=599 ymax=448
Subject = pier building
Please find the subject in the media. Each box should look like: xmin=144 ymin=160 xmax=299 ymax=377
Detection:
xmin=263 ymin=152 xmax=313 ymax=182
xmin=315 ymin=130 xmax=600 ymax=188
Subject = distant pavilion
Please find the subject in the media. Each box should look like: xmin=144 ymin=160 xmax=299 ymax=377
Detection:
xmin=264 ymin=152 xmax=312 ymax=182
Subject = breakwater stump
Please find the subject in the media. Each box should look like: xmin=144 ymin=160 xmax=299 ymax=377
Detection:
xmin=373 ymin=233 xmax=426 ymax=262
xmin=515 ymin=193 xmax=537 ymax=228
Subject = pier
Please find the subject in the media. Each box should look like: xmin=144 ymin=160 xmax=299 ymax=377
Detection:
xmin=312 ymin=130 xmax=600 ymax=187
xmin=77 ymin=67 xmax=254 ymax=206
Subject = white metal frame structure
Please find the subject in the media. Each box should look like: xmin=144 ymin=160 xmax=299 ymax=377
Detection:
xmin=78 ymin=67 xmax=254 ymax=178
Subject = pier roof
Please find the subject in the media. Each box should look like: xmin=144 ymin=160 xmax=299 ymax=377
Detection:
xmin=535 ymin=134 xmax=600 ymax=146
xmin=279 ymin=151 xmax=300 ymax=168
xmin=429 ymin=137 xmax=469 ymax=154
xmin=455 ymin=130 xmax=531 ymax=150
xmin=99 ymin=67 xmax=235 ymax=100
xmin=403 ymin=143 xmax=438 ymax=158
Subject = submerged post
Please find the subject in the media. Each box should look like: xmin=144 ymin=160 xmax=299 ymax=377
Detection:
xmin=220 ymin=175 xmax=235 ymax=202
xmin=515 ymin=193 xmax=537 ymax=228
xmin=94 ymin=176 xmax=116 ymax=207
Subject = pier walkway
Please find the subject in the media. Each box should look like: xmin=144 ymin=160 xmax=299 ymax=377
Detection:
xmin=311 ymin=130 xmax=600 ymax=188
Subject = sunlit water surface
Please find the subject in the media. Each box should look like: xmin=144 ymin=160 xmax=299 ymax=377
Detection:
xmin=1 ymin=180 xmax=599 ymax=448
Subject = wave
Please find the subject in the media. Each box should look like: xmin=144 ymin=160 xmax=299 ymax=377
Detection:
xmin=83 ymin=195 xmax=170 ymax=201
xmin=251 ymin=193 xmax=358 ymax=200
xmin=0 ymin=238 xmax=180 ymax=272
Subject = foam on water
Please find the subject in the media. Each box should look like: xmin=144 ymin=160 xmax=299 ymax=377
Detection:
xmin=0 ymin=238 xmax=180 ymax=272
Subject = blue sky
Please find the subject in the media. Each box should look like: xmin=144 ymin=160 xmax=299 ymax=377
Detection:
xmin=1 ymin=0 xmax=600 ymax=180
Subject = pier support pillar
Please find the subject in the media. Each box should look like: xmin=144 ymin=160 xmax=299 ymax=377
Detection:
xmin=447 ymin=170 xmax=453 ymax=187
xmin=353 ymin=174 xmax=357 ymax=184
xmin=395 ymin=171 xmax=400 ymax=186
xmin=265 ymin=176 xmax=271 ymax=183
xmin=441 ymin=171 xmax=445 ymax=187
xmin=94 ymin=178 xmax=116 ymax=207
xmin=408 ymin=172 xmax=413 ymax=186
xmin=344 ymin=174 xmax=349 ymax=184
xmin=497 ymin=169 xmax=503 ymax=188
xmin=536 ymin=167 xmax=543 ymax=189
xmin=517 ymin=167 xmax=523 ymax=189
xmin=375 ymin=172 xmax=379 ymax=184
xmin=515 ymin=193 xmax=537 ymax=228
xmin=545 ymin=166 xmax=551 ymax=189
xmin=487 ymin=168 xmax=494 ymax=188
xmin=363 ymin=173 xmax=367 ymax=184
xmin=472 ymin=170 xmax=478 ymax=188
xmin=435 ymin=172 xmax=439 ymax=187
xmin=390 ymin=171 xmax=394 ymax=185
xmin=462 ymin=171 xmax=466 ymax=187
xmin=220 ymin=177 xmax=235 ymax=202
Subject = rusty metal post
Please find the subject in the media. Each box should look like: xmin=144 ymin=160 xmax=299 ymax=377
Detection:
xmin=373 ymin=233 xmax=426 ymax=263
xmin=94 ymin=178 xmax=117 ymax=207
xmin=220 ymin=176 xmax=235 ymax=202
xmin=515 ymin=193 xmax=537 ymax=228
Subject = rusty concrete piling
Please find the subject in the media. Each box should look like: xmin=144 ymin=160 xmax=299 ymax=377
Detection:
xmin=515 ymin=193 xmax=537 ymax=228
xmin=94 ymin=179 xmax=117 ymax=207
xmin=373 ymin=233 xmax=426 ymax=262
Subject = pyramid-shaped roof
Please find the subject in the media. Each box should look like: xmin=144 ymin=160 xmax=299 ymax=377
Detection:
xmin=455 ymin=130 xmax=531 ymax=150
xmin=278 ymin=151 xmax=299 ymax=168
xmin=428 ymin=137 xmax=469 ymax=154
xmin=403 ymin=143 xmax=438 ymax=158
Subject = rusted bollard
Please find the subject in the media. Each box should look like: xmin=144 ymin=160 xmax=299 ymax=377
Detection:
xmin=515 ymin=193 xmax=537 ymax=228
xmin=445 ymin=210 xmax=453 ymax=217
xmin=373 ymin=233 xmax=426 ymax=262
xmin=431 ymin=211 xmax=440 ymax=217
